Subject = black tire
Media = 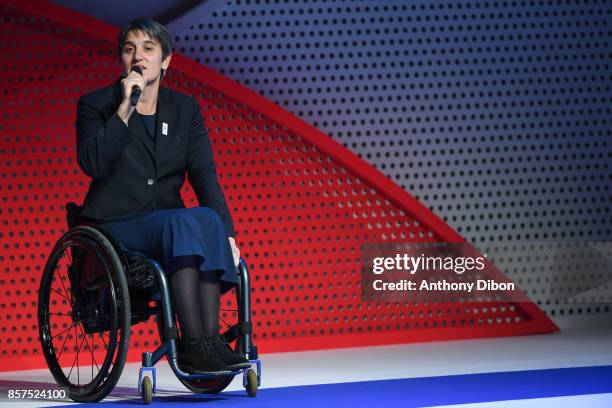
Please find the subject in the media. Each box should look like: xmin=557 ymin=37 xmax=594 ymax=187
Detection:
xmin=38 ymin=226 xmax=131 ymax=402
xmin=141 ymin=376 xmax=153 ymax=404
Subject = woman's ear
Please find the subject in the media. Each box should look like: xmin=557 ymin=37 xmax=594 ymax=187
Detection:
xmin=162 ymin=53 xmax=172 ymax=70
xmin=160 ymin=54 xmax=171 ymax=81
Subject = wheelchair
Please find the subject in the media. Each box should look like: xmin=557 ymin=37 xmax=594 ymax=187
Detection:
xmin=37 ymin=203 xmax=262 ymax=404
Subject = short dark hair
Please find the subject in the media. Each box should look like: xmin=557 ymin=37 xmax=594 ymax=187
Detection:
xmin=117 ymin=19 xmax=172 ymax=61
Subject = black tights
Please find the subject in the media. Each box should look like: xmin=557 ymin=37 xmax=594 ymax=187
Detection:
xmin=170 ymin=256 xmax=220 ymax=339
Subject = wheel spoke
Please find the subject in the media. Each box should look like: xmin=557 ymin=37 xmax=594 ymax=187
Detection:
xmin=56 ymin=262 xmax=72 ymax=306
xmin=66 ymin=250 xmax=75 ymax=304
xmin=67 ymin=326 xmax=86 ymax=387
xmin=76 ymin=333 xmax=84 ymax=387
xmin=92 ymin=333 xmax=95 ymax=382
xmin=55 ymin=321 xmax=77 ymax=360
xmin=52 ymin=321 xmax=77 ymax=341
xmin=99 ymin=332 xmax=108 ymax=350
xmin=77 ymin=323 xmax=100 ymax=373
xmin=50 ymin=287 xmax=71 ymax=303
xmin=66 ymin=350 xmax=78 ymax=380
xmin=66 ymin=325 xmax=80 ymax=380
xmin=219 ymin=315 xmax=231 ymax=330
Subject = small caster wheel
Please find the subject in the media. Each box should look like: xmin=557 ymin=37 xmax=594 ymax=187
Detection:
xmin=246 ymin=368 xmax=258 ymax=397
xmin=141 ymin=375 xmax=153 ymax=404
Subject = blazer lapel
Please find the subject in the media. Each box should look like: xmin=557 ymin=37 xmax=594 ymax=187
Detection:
xmin=155 ymin=86 xmax=180 ymax=158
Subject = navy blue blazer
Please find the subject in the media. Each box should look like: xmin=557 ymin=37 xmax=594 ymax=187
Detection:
xmin=75 ymin=79 xmax=236 ymax=237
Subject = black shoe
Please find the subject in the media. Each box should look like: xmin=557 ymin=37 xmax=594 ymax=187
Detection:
xmin=209 ymin=335 xmax=251 ymax=370
xmin=177 ymin=337 xmax=232 ymax=375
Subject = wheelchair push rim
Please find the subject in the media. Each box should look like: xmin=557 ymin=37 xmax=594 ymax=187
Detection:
xmin=38 ymin=226 xmax=131 ymax=402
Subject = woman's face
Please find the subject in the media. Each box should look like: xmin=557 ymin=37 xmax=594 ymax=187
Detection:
xmin=120 ymin=30 xmax=171 ymax=87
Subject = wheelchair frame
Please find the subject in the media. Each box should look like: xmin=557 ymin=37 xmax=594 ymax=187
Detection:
xmin=37 ymin=204 xmax=262 ymax=404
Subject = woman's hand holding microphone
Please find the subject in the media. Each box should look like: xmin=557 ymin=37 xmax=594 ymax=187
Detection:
xmin=117 ymin=67 xmax=145 ymax=125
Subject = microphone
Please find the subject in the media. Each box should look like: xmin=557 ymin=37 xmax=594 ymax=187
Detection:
xmin=130 ymin=66 xmax=143 ymax=106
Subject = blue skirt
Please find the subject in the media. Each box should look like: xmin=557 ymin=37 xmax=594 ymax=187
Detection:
xmin=97 ymin=207 xmax=238 ymax=293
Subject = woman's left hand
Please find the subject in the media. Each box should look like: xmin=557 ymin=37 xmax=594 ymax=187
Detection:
xmin=228 ymin=237 xmax=240 ymax=267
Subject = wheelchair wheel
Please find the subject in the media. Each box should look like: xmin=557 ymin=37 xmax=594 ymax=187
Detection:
xmin=38 ymin=225 xmax=131 ymax=402
xmin=141 ymin=375 xmax=153 ymax=404
xmin=246 ymin=368 xmax=258 ymax=397
xmin=175 ymin=286 xmax=240 ymax=394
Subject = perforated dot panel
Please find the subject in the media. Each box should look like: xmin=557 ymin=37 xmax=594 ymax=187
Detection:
xmin=173 ymin=0 xmax=612 ymax=325
xmin=0 ymin=0 xmax=598 ymax=371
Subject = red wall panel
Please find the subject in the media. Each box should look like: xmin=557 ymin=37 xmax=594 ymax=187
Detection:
xmin=0 ymin=0 xmax=557 ymax=371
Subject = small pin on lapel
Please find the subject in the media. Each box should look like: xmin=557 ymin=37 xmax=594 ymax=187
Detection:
xmin=162 ymin=122 xmax=168 ymax=136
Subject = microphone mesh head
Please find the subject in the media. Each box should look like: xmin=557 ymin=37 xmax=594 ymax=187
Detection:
xmin=131 ymin=66 xmax=143 ymax=75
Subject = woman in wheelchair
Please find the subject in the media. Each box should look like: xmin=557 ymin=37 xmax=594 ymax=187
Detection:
xmin=39 ymin=19 xmax=260 ymax=403
xmin=75 ymin=19 xmax=249 ymax=375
